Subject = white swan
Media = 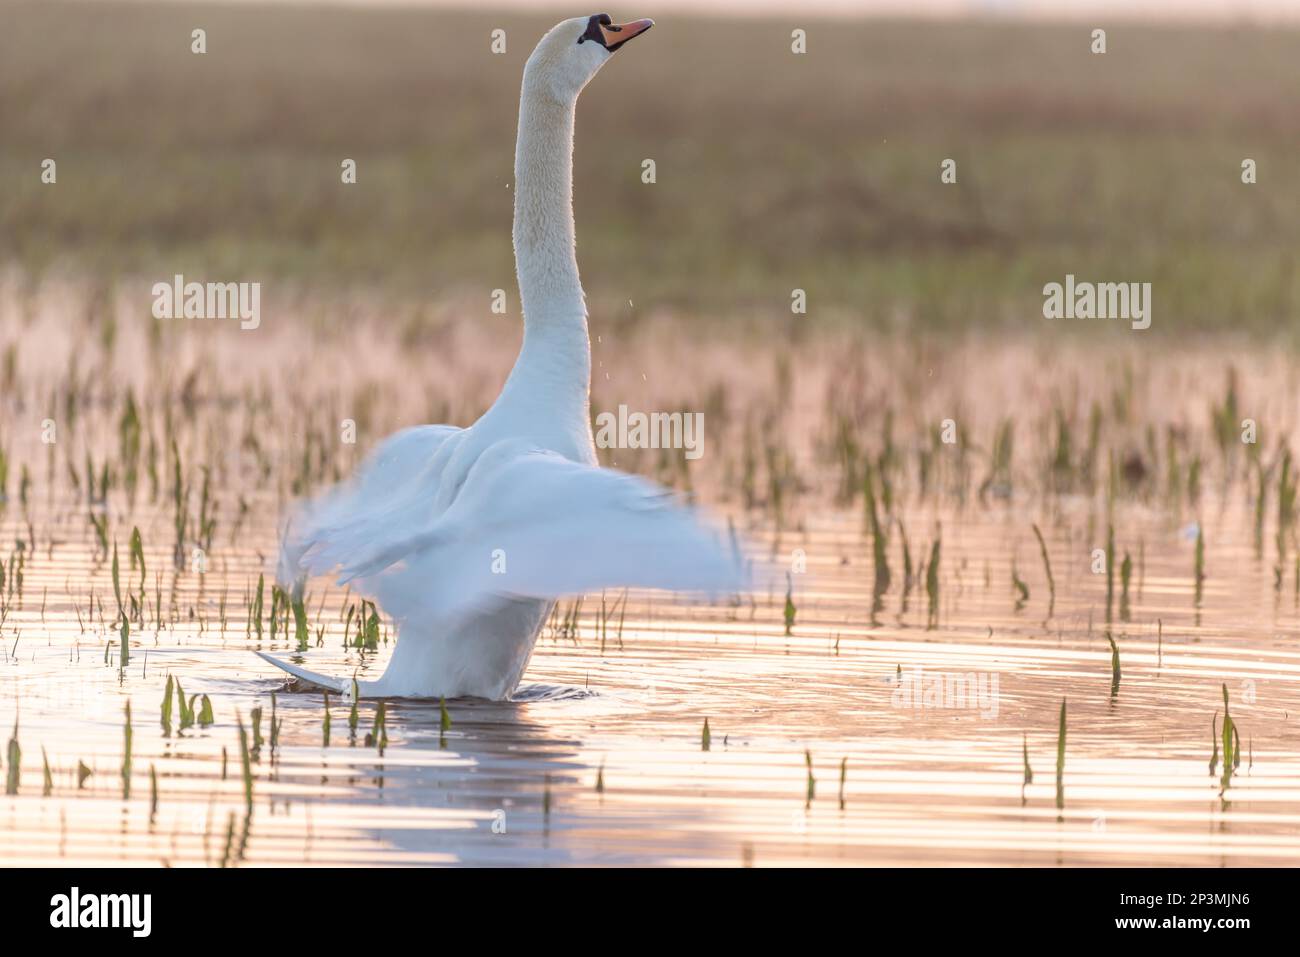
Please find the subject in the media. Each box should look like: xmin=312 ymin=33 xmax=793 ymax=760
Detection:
xmin=259 ymin=15 xmax=747 ymax=699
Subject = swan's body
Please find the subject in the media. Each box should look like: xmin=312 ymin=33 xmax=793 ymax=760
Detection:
xmin=264 ymin=15 xmax=745 ymax=699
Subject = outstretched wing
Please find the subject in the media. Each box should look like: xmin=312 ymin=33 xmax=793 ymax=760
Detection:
xmin=340 ymin=447 xmax=748 ymax=631
xmin=278 ymin=424 xmax=462 ymax=586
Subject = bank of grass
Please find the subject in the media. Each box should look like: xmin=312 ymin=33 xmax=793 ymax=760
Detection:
xmin=2 ymin=2 xmax=1299 ymax=335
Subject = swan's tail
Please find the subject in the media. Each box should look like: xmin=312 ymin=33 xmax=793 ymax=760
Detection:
xmin=254 ymin=651 xmax=350 ymax=695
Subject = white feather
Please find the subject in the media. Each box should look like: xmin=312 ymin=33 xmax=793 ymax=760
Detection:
xmin=335 ymin=441 xmax=745 ymax=632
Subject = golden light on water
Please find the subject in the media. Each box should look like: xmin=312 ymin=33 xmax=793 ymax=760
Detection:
xmin=2 ymin=275 xmax=1300 ymax=865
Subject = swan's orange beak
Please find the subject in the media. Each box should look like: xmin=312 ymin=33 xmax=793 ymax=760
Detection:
xmin=601 ymin=18 xmax=654 ymax=51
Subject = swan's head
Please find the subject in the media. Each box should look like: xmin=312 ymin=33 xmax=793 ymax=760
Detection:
xmin=523 ymin=14 xmax=654 ymax=103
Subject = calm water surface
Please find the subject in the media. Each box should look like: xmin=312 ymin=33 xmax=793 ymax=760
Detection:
xmin=3 ymin=495 xmax=1298 ymax=867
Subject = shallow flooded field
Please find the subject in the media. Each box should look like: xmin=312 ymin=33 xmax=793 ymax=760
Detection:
xmin=4 ymin=497 xmax=1300 ymax=867
xmin=1 ymin=277 xmax=1298 ymax=867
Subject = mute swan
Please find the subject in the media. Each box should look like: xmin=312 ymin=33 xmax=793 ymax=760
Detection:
xmin=259 ymin=14 xmax=747 ymax=699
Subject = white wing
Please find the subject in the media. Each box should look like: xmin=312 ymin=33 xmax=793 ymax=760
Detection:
xmin=338 ymin=445 xmax=747 ymax=631
xmin=278 ymin=424 xmax=461 ymax=586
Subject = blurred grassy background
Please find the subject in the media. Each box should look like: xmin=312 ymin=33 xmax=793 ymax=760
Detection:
xmin=2 ymin=1 xmax=1299 ymax=335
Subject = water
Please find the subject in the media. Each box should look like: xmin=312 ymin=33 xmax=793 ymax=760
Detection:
xmin=4 ymin=493 xmax=1299 ymax=867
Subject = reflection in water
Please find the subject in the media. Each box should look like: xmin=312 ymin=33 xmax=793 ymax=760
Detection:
xmin=3 ymin=497 xmax=1300 ymax=866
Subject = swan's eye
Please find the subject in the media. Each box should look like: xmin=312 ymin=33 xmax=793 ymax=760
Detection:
xmin=578 ymin=14 xmax=612 ymax=46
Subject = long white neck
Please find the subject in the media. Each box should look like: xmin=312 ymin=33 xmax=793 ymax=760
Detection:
xmin=499 ymin=88 xmax=591 ymax=415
